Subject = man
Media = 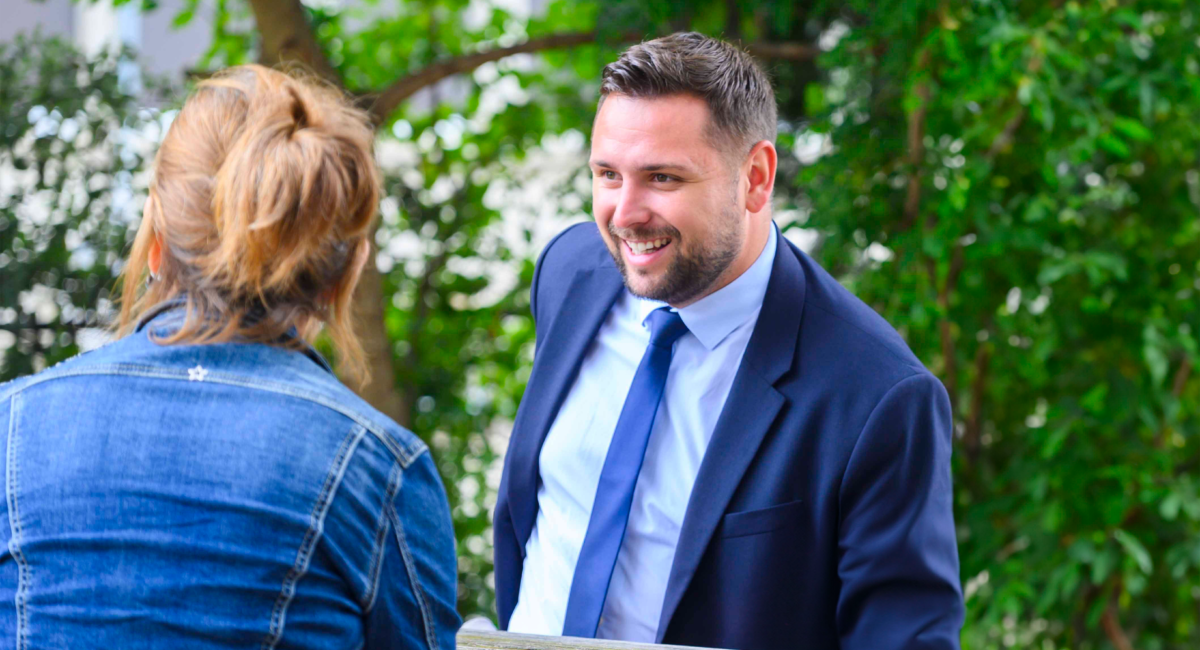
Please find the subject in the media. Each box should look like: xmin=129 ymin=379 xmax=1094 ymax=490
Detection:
xmin=494 ymin=32 xmax=963 ymax=650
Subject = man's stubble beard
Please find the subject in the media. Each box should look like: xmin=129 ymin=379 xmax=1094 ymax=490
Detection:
xmin=605 ymin=201 xmax=743 ymax=306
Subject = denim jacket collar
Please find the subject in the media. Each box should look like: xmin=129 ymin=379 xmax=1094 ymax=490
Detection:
xmin=135 ymin=297 xmax=336 ymax=376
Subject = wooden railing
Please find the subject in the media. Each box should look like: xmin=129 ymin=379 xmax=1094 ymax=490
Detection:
xmin=458 ymin=630 xmax=722 ymax=650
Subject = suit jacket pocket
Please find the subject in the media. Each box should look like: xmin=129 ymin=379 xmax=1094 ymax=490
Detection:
xmin=719 ymin=499 xmax=804 ymax=539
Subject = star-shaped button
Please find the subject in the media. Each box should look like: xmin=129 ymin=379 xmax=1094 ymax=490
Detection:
xmin=187 ymin=364 xmax=208 ymax=382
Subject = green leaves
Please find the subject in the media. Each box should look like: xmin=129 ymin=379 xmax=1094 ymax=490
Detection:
xmin=1144 ymin=325 xmax=1171 ymax=386
xmin=6 ymin=0 xmax=1200 ymax=644
xmin=795 ymin=0 xmax=1200 ymax=647
xmin=1112 ymin=116 xmax=1153 ymax=143
xmin=1097 ymin=131 xmax=1131 ymax=159
xmin=1113 ymin=529 xmax=1152 ymax=575
xmin=0 ymin=33 xmax=171 ymax=381
xmin=171 ymin=0 xmax=200 ymax=29
xmin=1037 ymin=251 xmax=1128 ymax=287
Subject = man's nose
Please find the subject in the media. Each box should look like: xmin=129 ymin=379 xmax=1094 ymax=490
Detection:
xmin=611 ymin=184 xmax=650 ymax=230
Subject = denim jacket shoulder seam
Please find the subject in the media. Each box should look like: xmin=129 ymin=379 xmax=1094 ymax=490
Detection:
xmin=361 ymin=460 xmax=405 ymax=613
xmin=386 ymin=502 xmax=440 ymax=650
xmin=260 ymin=422 xmax=369 ymax=650
xmin=2 ymin=364 xmax=428 ymax=467
xmin=5 ymin=393 xmax=29 ymax=650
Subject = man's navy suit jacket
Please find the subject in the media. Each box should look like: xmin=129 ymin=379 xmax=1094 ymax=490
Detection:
xmin=494 ymin=223 xmax=964 ymax=650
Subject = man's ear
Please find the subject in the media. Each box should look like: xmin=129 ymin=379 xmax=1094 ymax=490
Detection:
xmin=744 ymin=140 xmax=778 ymax=214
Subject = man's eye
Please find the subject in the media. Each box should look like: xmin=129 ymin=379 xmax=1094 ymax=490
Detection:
xmin=652 ymin=173 xmax=673 ymax=183
xmin=602 ymin=171 xmax=618 ymax=180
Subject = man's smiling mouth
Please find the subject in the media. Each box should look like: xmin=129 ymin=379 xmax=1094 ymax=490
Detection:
xmin=625 ymin=238 xmax=672 ymax=254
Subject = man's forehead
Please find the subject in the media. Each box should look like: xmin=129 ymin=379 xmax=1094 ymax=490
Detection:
xmin=593 ymin=93 xmax=711 ymax=137
xmin=590 ymin=94 xmax=718 ymax=169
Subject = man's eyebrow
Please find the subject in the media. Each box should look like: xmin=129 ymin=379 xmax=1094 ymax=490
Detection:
xmin=588 ymin=160 xmax=696 ymax=173
xmin=638 ymin=163 xmax=695 ymax=174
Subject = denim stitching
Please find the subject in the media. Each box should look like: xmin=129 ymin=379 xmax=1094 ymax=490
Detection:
xmin=0 ymin=365 xmax=426 ymax=467
xmin=387 ymin=504 xmax=439 ymax=650
xmin=260 ymin=423 xmax=367 ymax=650
xmin=362 ymin=461 xmax=404 ymax=613
xmin=6 ymin=394 xmax=29 ymax=650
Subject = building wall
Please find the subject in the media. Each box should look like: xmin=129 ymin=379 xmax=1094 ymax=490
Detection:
xmin=2 ymin=0 xmax=210 ymax=83
xmin=140 ymin=3 xmax=211 ymax=80
xmin=1 ymin=0 xmax=75 ymax=43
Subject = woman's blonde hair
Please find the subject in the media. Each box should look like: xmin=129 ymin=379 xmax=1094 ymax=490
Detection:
xmin=118 ymin=64 xmax=379 ymax=380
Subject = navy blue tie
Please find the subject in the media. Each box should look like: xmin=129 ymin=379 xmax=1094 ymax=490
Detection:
xmin=561 ymin=307 xmax=689 ymax=638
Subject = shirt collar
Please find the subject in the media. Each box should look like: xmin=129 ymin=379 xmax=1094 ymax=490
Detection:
xmin=638 ymin=223 xmax=778 ymax=351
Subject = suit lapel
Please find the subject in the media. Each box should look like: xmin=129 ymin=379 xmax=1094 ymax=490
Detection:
xmin=506 ymin=265 xmax=624 ymax=549
xmin=656 ymin=237 xmax=808 ymax=641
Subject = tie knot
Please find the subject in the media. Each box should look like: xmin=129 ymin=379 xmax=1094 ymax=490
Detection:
xmin=646 ymin=307 xmax=688 ymax=349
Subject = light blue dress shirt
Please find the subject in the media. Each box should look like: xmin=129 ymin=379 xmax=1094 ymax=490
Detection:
xmin=509 ymin=225 xmax=778 ymax=642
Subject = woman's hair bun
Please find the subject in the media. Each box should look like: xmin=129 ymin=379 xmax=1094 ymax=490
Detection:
xmin=119 ymin=65 xmax=381 ymax=380
xmin=208 ymin=70 xmax=378 ymax=299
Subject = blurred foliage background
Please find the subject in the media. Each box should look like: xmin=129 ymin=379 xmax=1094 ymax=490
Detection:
xmin=2 ymin=1 xmax=1198 ymax=648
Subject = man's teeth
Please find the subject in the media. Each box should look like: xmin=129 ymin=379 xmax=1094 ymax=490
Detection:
xmin=628 ymin=239 xmax=669 ymax=254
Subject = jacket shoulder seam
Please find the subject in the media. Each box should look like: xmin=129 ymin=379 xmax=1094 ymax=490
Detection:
xmin=805 ymin=300 xmax=926 ymax=374
xmin=838 ymin=371 xmax=937 ymax=506
xmin=361 ymin=460 xmax=405 ymax=613
xmin=5 ymin=393 xmax=30 ymax=650
xmin=387 ymin=502 xmax=440 ymax=650
xmin=0 ymin=365 xmax=427 ymax=467
xmin=260 ymin=423 xmax=369 ymax=649
xmin=533 ymin=221 xmax=595 ymax=323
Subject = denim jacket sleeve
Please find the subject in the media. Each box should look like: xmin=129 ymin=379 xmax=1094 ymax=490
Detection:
xmin=364 ymin=448 xmax=462 ymax=650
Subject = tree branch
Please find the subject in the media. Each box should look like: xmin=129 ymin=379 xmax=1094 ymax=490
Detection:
xmin=364 ymin=31 xmax=606 ymax=125
xmin=1155 ymin=356 xmax=1194 ymax=448
xmin=947 ymin=238 xmax=966 ymax=290
xmin=1100 ymin=586 xmax=1136 ymax=650
xmin=927 ymin=256 xmax=958 ymax=414
xmin=725 ymin=0 xmax=742 ymax=41
xmin=964 ymin=339 xmax=990 ymax=462
xmin=986 ymin=107 xmax=1027 ymax=159
xmin=744 ymin=41 xmax=822 ymax=60
xmin=985 ymin=54 xmax=1040 ymax=160
xmin=899 ymin=56 xmax=931 ymax=233
xmin=362 ymin=32 xmax=822 ymax=125
xmin=1172 ymin=357 xmax=1193 ymax=398
xmin=902 ymin=46 xmax=963 ymax=411
xmin=246 ymin=0 xmax=341 ymax=85
xmin=925 ymin=230 xmax=966 ymax=417
xmin=0 ymin=322 xmax=83 ymax=335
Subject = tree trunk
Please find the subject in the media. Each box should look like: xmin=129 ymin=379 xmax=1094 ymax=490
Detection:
xmin=246 ymin=0 xmax=407 ymax=424
xmin=247 ymin=0 xmax=342 ymax=84
xmin=352 ymin=243 xmax=409 ymax=426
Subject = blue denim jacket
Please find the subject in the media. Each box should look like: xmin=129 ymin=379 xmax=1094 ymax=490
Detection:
xmin=0 ymin=302 xmax=461 ymax=649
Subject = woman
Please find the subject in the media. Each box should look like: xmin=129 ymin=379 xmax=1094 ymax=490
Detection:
xmin=0 ymin=66 xmax=460 ymax=649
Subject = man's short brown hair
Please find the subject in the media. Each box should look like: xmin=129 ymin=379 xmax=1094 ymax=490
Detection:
xmin=599 ymin=32 xmax=778 ymax=159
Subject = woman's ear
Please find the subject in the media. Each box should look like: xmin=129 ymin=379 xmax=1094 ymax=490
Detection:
xmin=323 ymin=239 xmax=371 ymax=306
xmin=148 ymin=237 xmax=163 ymax=277
xmin=144 ymin=194 xmax=163 ymax=277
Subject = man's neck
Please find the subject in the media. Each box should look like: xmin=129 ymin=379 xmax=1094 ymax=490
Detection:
xmin=669 ymin=214 xmax=772 ymax=309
